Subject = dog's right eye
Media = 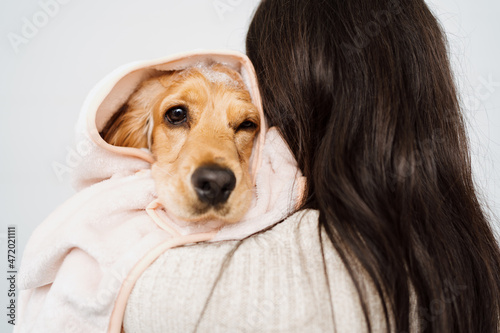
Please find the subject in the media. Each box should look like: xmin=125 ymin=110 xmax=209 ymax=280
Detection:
xmin=165 ymin=106 xmax=188 ymax=125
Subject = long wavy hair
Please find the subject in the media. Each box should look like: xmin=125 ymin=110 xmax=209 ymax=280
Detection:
xmin=246 ymin=0 xmax=500 ymax=332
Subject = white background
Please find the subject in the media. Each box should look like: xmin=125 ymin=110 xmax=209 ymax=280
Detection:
xmin=0 ymin=0 xmax=499 ymax=331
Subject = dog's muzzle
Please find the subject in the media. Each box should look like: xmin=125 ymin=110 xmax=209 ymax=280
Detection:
xmin=191 ymin=165 xmax=236 ymax=206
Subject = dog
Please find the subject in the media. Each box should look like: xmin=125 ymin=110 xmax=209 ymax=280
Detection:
xmin=100 ymin=64 xmax=260 ymax=224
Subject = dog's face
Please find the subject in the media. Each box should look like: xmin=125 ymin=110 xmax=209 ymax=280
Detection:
xmin=101 ymin=64 xmax=260 ymax=223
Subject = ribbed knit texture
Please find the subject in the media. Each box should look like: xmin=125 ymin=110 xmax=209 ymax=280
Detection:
xmin=123 ymin=210 xmax=389 ymax=332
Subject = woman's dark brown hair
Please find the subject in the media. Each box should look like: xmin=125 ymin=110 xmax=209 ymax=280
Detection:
xmin=246 ymin=0 xmax=500 ymax=331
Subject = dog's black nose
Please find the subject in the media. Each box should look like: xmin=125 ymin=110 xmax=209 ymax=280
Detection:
xmin=191 ymin=165 xmax=236 ymax=206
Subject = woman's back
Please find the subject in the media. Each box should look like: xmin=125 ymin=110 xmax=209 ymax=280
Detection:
xmin=125 ymin=210 xmax=398 ymax=332
xmin=246 ymin=0 xmax=500 ymax=332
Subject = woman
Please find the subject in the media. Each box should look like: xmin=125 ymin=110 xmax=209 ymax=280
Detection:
xmin=123 ymin=0 xmax=500 ymax=332
xmin=245 ymin=0 xmax=500 ymax=332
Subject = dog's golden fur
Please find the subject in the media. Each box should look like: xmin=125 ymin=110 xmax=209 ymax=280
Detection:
xmin=101 ymin=64 xmax=260 ymax=223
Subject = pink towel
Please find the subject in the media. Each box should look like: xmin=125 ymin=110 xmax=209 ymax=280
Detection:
xmin=15 ymin=50 xmax=305 ymax=333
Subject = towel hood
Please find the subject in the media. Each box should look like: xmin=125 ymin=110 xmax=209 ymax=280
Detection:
xmin=73 ymin=50 xmax=267 ymax=189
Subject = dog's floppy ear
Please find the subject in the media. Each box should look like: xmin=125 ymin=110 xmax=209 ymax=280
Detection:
xmin=100 ymin=78 xmax=167 ymax=149
xmin=100 ymin=102 xmax=151 ymax=149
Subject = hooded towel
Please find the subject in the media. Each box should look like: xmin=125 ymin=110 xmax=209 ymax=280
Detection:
xmin=15 ymin=50 xmax=305 ymax=333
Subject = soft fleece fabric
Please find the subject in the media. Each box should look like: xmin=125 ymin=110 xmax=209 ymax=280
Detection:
xmin=16 ymin=50 xmax=305 ymax=333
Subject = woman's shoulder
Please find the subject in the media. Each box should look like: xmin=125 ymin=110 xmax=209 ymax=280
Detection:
xmin=240 ymin=209 xmax=322 ymax=250
xmin=124 ymin=209 xmax=388 ymax=332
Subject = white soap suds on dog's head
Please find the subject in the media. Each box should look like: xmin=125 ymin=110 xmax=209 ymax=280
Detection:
xmin=190 ymin=62 xmax=241 ymax=87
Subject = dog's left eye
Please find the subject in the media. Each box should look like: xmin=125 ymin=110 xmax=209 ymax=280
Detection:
xmin=237 ymin=120 xmax=257 ymax=131
xmin=165 ymin=106 xmax=188 ymax=125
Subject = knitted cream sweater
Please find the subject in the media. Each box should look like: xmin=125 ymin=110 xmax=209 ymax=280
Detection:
xmin=123 ymin=209 xmax=390 ymax=332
